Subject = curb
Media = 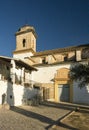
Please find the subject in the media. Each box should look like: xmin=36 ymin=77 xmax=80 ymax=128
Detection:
xmin=60 ymin=111 xmax=75 ymax=123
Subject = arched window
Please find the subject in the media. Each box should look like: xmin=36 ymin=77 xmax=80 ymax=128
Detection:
xmin=22 ymin=39 xmax=26 ymax=47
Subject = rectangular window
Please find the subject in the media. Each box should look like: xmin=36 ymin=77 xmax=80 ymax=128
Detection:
xmin=23 ymin=39 xmax=26 ymax=47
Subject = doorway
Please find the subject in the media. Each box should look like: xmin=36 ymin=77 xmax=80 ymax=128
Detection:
xmin=58 ymin=84 xmax=70 ymax=102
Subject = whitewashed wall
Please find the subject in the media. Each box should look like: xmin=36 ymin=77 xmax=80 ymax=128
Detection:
xmin=0 ymin=81 xmax=7 ymax=104
xmin=32 ymin=63 xmax=89 ymax=105
xmin=13 ymin=51 xmax=33 ymax=60
xmin=0 ymin=80 xmax=39 ymax=106
xmin=0 ymin=81 xmax=24 ymax=106
xmin=73 ymin=81 xmax=89 ymax=105
xmin=1 ymin=62 xmax=89 ymax=106
xmin=32 ymin=64 xmax=70 ymax=83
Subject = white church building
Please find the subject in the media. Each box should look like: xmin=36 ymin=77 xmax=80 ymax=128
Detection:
xmin=0 ymin=24 xmax=89 ymax=106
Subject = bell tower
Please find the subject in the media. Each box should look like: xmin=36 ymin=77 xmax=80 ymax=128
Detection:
xmin=13 ymin=25 xmax=37 ymax=60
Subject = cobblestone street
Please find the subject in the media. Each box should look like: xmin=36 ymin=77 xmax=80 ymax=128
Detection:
xmin=0 ymin=104 xmax=70 ymax=130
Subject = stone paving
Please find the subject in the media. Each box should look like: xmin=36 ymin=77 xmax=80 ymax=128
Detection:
xmin=0 ymin=104 xmax=70 ymax=130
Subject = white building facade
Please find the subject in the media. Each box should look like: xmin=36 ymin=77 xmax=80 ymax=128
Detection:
xmin=0 ymin=24 xmax=89 ymax=106
xmin=0 ymin=56 xmax=38 ymax=106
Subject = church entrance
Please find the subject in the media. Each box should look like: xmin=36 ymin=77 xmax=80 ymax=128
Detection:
xmin=54 ymin=68 xmax=73 ymax=102
xmin=58 ymin=84 xmax=70 ymax=102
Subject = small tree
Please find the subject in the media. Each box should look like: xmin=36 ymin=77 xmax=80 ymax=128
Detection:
xmin=70 ymin=63 xmax=89 ymax=88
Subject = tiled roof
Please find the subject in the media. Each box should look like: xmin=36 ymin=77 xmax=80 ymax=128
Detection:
xmin=32 ymin=43 xmax=89 ymax=57
xmin=32 ymin=58 xmax=88 ymax=67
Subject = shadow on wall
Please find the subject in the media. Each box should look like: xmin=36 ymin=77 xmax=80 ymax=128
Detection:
xmin=22 ymin=87 xmax=42 ymax=106
xmin=59 ymin=84 xmax=70 ymax=102
xmin=69 ymin=62 xmax=89 ymax=105
xmin=6 ymin=79 xmax=15 ymax=106
xmin=10 ymin=106 xmax=76 ymax=130
xmin=73 ymin=82 xmax=89 ymax=105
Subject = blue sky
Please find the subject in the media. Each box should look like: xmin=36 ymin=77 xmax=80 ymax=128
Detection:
xmin=0 ymin=0 xmax=89 ymax=56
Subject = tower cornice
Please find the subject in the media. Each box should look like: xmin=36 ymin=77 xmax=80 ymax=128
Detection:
xmin=15 ymin=25 xmax=37 ymax=38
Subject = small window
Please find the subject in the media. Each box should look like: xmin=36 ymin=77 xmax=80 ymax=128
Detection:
xmin=64 ymin=56 xmax=67 ymax=61
xmin=42 ymin=57 xmax=47 ymax=64
xmin=10 ymin=95 xmax=12 ymax=99
xmin=23 ymin=39 xmax=26 ymax=47
xmin=42 ymin=57 xmax=48 ymax=64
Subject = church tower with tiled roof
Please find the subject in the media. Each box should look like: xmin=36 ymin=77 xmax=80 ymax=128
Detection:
xmin=13 ymin=25 xmax=37 ymax=60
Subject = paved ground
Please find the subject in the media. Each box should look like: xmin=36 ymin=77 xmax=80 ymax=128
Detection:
xmin=0 ymin=104 xmax=70 ymax=130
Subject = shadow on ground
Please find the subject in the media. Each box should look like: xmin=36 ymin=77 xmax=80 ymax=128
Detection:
xmin=11 ymin=106 xmax=54 ymax=125
xmin=43 ymin=101 xmax=89 ymax=130
xmin=46 ymin=113 xmax=77 ymax=130
xmin=56 ymin=122 xmax=78 ymax=130
xmin=10 ymin=103 xmax=78 ymax=130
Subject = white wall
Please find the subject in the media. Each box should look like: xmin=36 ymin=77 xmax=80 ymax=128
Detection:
xmin=1 ymin=62 xmax=89 ymax=106
xmin=0 ymin=81 xmax=24 ymax=106
xmin=13 ymin=52 xmax=33 ymax=60
xmin=0 ymin=81 xmax=7 ymax=104
xmin=13 ymin=84 xmax=24 ymax=106
xmin=73 ymin=81 xmax=89 ymax=105
xmin=32 ymin=64 xmax=70 ymax=83
xmin=0 ymin=80 xmax=40 ymax=106
xmin=32 ymin=63 xmax=89 ymax=105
